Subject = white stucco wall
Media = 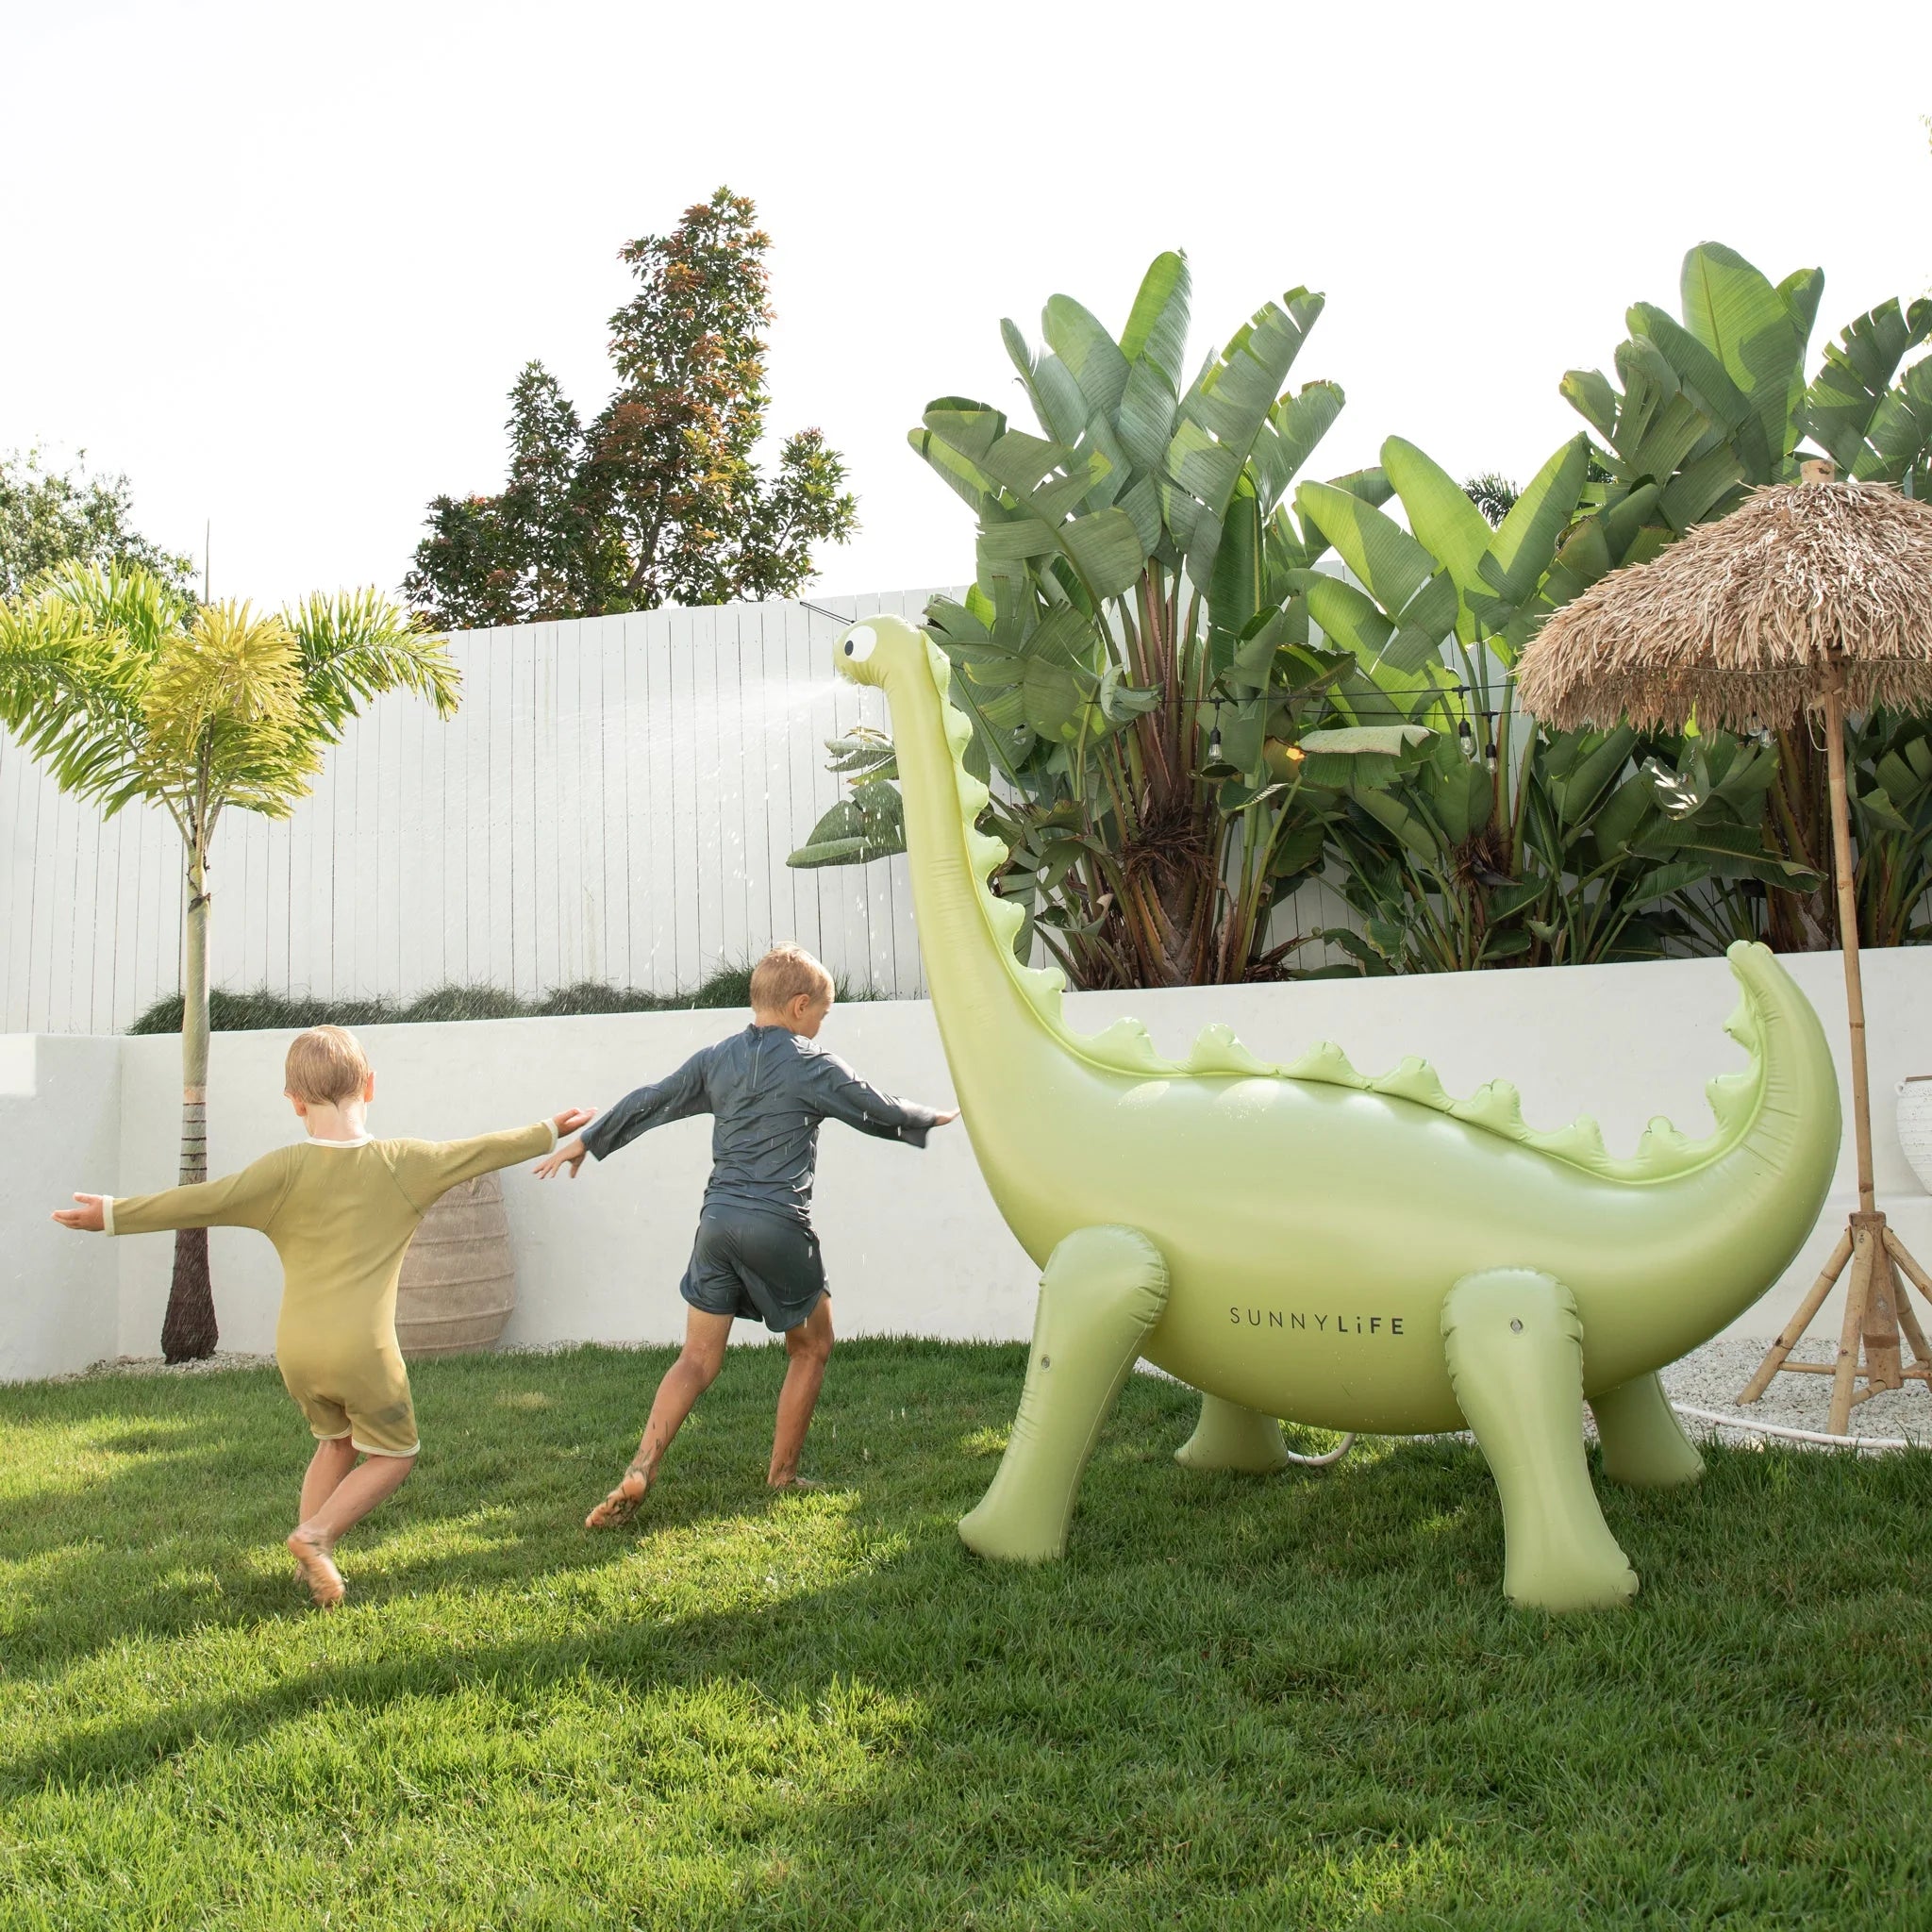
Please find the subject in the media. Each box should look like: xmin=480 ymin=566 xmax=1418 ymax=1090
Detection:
xmin=0 ymin=1034 xmax=124 ymax=1381
xmin=7 ymin=944 xmax=1932 ymax=1384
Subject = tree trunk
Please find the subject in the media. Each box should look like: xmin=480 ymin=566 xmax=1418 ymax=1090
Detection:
xmin=1764 ymin=727 xmax=1839 ymax=952
xmin=160 ymin=850 xmax=217 ymax=1362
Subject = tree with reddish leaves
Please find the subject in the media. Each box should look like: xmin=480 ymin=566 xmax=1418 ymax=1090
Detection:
xmin=406 ymin=190 xmax=856 ymax=627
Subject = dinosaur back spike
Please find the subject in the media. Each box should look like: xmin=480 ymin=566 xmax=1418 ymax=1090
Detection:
xmin=1185 ymin=1024 xmax=1277 ymax=1077
xmin=1280 ymin=1041 xmax=1370 ymax=1089
xmin=1371 ymin=1058 xmax=1454 ymax=1110
xmin=1528 ymin=1115 xmax=1609 ymax=1169
xmin=1085 ymin=1016 xmax=1175 ymax=1074
xmin=1452 ymin=1081 xmax=1527 ymax=1138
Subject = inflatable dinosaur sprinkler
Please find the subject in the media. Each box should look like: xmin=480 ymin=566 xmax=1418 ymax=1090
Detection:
xmin=836 ymin=615 xmax=1840 ymax=1609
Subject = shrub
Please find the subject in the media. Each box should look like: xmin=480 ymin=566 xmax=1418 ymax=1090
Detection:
xmin=126 ymin=966 xmax=877 ymax=1035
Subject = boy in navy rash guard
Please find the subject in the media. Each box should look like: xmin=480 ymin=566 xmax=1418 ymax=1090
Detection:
xmin=537 ymin=942 xmax=956 ymax=1525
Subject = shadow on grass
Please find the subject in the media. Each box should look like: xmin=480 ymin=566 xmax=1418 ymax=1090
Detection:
xmin=7 ymin=1342 xmax=1932 ymax=1924
xmin=1 ymin=1346 xmax=1924 ymax=1721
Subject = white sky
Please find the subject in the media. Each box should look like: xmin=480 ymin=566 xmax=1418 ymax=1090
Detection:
xmin=7 ymin=0 xmax=1930 ymax=611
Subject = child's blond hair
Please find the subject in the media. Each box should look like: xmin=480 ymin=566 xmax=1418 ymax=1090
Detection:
xmin=285 ymin=1025 xmax=372 ymax=1106
xmin=749 ymin=943 xmax=835 ymax=1014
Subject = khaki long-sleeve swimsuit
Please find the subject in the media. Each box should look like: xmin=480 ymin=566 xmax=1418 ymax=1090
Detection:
xmin=106 ymin=1122 xmax=558 ymax=1456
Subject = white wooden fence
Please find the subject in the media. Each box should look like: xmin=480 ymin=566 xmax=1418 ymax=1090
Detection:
xmin=3 ymin=585 xmax=1374 ymax=1036
xmin=0 ymin=590 xmax=959 ymax=1035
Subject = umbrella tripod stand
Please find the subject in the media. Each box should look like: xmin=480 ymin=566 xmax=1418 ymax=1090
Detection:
xmin=1736 ymin=665 xmax=1932 ymax=1432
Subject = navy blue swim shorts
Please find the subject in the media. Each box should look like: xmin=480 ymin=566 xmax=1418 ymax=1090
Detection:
xmin=679 ymin=1209 xmax=827 ymax=1332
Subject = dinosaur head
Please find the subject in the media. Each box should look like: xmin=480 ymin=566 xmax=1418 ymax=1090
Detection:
xmin=833 ymin=612 xmax=928 ymax=691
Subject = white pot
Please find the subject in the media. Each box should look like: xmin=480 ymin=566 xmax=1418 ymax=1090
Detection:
xmin=1896 ymin=1077 xmax=1932 ymax=1194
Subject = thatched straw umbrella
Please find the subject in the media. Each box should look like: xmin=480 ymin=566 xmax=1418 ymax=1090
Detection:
xmin=1518 ymin=463 xmax=1932 ymax=1432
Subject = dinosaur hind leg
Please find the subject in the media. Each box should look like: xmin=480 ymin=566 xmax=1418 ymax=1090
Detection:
xmin=1441 ymin=1268 xmax=1639 ymax=1612
xmin=959 ymin=1225 xmax=1169 ymax=1564
xmin=1175 ymin=1393 xmax=1291 ymax=1474
xmin=1591 ymin=1371 xmax=1705 ymax=1490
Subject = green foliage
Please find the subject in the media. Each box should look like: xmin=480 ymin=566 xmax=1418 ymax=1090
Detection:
xmin=5 ymin=1346 xmax=1932 ymax=1925
xmin=792 ymin=252 xmax=1424 ymax=989
xmin=1557 ymin=243 xmax=1932 ymax=952
xmin=1461 ymin=471 xmax=1519 ymax=528
xmin=125 ymin=967 xmax=880 ymax=1034
xmin=405 ymin=189 xmax=858 ymax=627
xmin=1298 ymin=240 xmax=1932 ymax=975
xmin=0 ymin=447 xmax=194 ymax=603
xmin=0 ymin=564 xmax=458 ymax=833
xmin=800 ymin=240 xmax=1932 ymax=981
xmin=1560 ymin=247 xmax=1932 ymax=553
xmin=1847 ymin=710 xmax=1932 ymax=945
xmin=788 ymin=728 xmax=906 ymax=867
xmin=1290 ymin=425 xmax=1827 ymax=973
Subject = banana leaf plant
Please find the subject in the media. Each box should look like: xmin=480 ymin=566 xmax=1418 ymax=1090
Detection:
xmin=790 ymin=252 xmax=1431 ymax=988
xmin=1847 ymin=711 xmax=1932 ymax=946
xmin=1557 ymin=243 xmax=1932 ymax=949
xmin=1288 ymin=432 xmax=1824 ymax=972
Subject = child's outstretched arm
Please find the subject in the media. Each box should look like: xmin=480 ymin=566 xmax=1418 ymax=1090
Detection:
xmin=53 ymin=1150 xmax=296 ymax=1237
xmin=392 ymin=1108 xmax=593 ymax=1209
xmin=536 ymin=1052 xmax=713 ymax=1181
xmin=804 ymin=1052 xmax=955 ymax=1146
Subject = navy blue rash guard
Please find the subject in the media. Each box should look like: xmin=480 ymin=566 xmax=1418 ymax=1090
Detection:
xmin=581 ymin=1024 xmax=939 ymax=1223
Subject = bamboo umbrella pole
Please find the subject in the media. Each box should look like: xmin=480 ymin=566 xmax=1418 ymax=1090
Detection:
xmin=1821 ymin=661 xmax=1875 ymax=1215
xmin=1890 ymin=1256 xmax=1932 ymax=1367
xmin=1809 ymin=655 xmax=1908 ymax=1408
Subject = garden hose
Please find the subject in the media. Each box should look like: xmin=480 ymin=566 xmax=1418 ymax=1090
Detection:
xmin=1670 ymin=1403 xmax=1922 ymax=1455
xmin=1282 ymin=1431 xmax=1357 ymax=1468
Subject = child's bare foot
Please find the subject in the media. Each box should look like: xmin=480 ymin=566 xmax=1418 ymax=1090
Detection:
xmin=585 ymin=1461 xmax=652 ymax=1530
xmin=287 ymin=1527 xmax=345 ymax=1608
xmin=768 ymin=1475 xmax=822 ymax=1493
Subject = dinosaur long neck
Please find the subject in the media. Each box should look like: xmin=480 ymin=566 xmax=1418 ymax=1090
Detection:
xmin=878 ymin=649 xmax=1077 ymax=1134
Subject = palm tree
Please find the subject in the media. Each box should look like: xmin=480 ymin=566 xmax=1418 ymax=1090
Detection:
xmin=1461 ymin=472 xmax=1521 ymax=528
xmin=0 ymin=563 xmax=460 ymax=1357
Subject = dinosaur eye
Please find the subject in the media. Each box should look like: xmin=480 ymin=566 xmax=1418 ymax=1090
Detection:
xmin=843 ymin=625 xmax=878 ymax=661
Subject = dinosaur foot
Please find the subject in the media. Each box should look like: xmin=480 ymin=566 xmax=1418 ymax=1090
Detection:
xmin=1174 ymin=1393 xmax=1291 ymax=1474
xmin=1503 ymin=1525 xmax=1640 ymax=1614
xmin=958 ymin=1225 xmax=1170 ymax=1568
xmin=958 ymin=1496 xmax=1066 ymax=1565
xmin=1442 ymin=1267 xmax=1642 ymax=1613
xmin=1591 ymin=1371 xmax=1705 ymax=1490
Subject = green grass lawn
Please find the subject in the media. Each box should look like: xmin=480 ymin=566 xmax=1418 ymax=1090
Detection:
xmin=3 ymin=1341 xmax=1930 ymax=1930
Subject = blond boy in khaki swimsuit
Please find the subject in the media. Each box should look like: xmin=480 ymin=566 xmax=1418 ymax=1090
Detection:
xmin=54 ymin=1025 xmax=591 ymax=1607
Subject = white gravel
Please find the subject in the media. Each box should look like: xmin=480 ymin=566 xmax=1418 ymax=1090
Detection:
xmin=1657 ymin=1334 xmax=1932 ymax=1448
xmin=53 ymin=1350 xmax=278 ymax=1383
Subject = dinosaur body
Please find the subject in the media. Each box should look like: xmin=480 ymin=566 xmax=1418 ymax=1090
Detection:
xmin=835 ymin=615 xmax=1841 ymax=1607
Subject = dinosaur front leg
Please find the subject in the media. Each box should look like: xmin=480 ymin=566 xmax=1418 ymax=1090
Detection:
xmin=1174 ymin=1394 xmax=1291 ymax=1474
xmin=1441 ymin=1268 xmax=1639 ymax=1612
xmin=959 ymin=1225 xmax=1170 ymax=1564
xmin=1590 ymin=1371 xmax=1705 ymax=1490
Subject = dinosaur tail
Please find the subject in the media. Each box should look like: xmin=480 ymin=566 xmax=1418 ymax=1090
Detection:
xmin=1578 ymin=941 xmax=1841 ymax=1382
xmin=1262 ymin=938 xmax=1841 ymax=1192
xmin=1694 ymin=941 xmax=1840 ymax=1200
